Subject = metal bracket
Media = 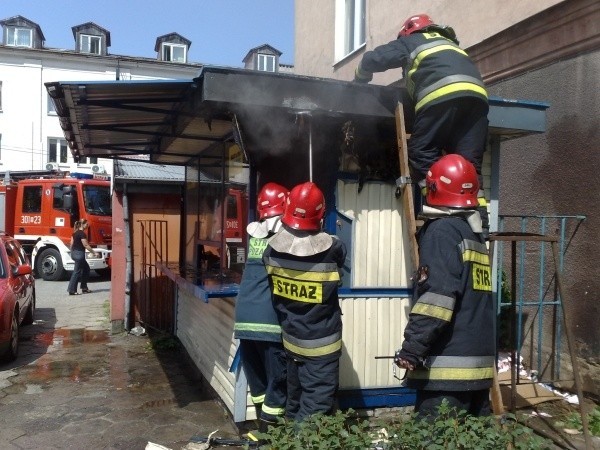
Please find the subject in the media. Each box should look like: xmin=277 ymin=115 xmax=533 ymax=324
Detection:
xmin=396 ymin=175 xmax=412 ymax=187
xmin=395 ymin=176 xmax=412 ymax=198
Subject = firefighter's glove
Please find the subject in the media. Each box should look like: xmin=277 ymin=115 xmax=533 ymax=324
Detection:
xmin=418 ymin=179 xmax=428 ymax=197
xmin=394 ymin=350 xmax=416 ymax=371
xmin=353 ymin=67 xmax=372 ymax=84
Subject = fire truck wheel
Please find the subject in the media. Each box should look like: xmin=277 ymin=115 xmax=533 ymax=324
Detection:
xmin=36 ymin=248 xmax=66 ymax=281
xmin=94 ymin=268 xmax=111 ymax=279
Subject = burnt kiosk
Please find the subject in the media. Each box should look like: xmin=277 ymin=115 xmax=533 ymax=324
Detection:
xmin=47 ymin=66 xmax=547 ymax=422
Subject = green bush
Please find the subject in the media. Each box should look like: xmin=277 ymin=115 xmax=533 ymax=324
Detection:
xmin=555 ymin=405 xmax=600 ymax=436
xmin=256 ymin=402 xmax=552 ymax=449
xmin=257 ymin=409 xmax=373 ymax=449
xmin=380 ymin=400 xmax=552 ymax=449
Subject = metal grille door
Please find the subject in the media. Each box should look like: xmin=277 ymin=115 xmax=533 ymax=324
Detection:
xmin=137 ymin=219 xmax=174 ymax=333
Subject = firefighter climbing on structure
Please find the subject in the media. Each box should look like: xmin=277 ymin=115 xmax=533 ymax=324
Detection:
xmin=234 ymin=183 xmax=289 ymax=439
xmin=354 ymin=13 xmax=490 ymax=237
xmin=263 ymin=182 xmax=346 ymax=422
xmin=394 ymin=154 xmax=495 ymax=418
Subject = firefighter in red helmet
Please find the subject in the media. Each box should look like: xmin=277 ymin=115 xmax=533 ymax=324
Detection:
xmin=234 ymin=182 xmax=289 ymax=438
xmin=354 ymin=13 xmax=489 ymax=237
xmin=397 ymin=14 xmax=434 ymax=37
xmin=263 ymin=181 xmax=347 ymax=422
xmin=394 ymin=154 xmax=495 ymax=419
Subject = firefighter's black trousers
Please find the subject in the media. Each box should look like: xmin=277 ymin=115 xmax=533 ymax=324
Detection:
xmin=415 ymin=389 xmax=491 ymax=419
xmin=285 ymin=356 xmax=340 ymax=422
xmin=409 ymin=97 xmax=490 ymax=233
xmin=239 ymin=339 xmax=287 ymax=422
xmin=408 ymin=97 xmax=489 ymax=188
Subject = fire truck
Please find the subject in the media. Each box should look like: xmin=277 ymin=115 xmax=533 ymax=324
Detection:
xmin=0 ymin=172 xmax=111 ymax=281
xmin=198 ymin=187 xmax=248 ymax=275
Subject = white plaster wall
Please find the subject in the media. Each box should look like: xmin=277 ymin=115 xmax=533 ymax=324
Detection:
xmin=0 ymin=48 xmax=201 ymax=174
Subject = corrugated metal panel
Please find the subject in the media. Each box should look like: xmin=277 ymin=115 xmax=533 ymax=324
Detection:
xmin=337 ymin=180 xmax=413 ymax=388
xmin=337 ymin=181 xmax=412 ymax=287
xmin=340 ymin=297 xmax=410 ymax=388
xmin=114 ymin=159 xmax=185 ymax=182
xmin=176 ymin=291 xmax=237 ymax=413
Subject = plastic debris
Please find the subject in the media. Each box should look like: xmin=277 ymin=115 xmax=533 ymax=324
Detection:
xmin=130 ymin=325 xmax=146 ymax=336
xmin=145 ymin=443 xmax=171 ymax=450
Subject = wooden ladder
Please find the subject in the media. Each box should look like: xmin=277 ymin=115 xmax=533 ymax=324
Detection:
xmin=394 ymin=102 xmax=419 ymax=272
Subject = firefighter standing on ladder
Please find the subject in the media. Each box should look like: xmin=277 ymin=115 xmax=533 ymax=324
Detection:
xmin=263 ymin=182 xmax=347 ymax=422
xmin=394 ymin=154 xmax=495 ymax=418
xmin=234 ymin=183 xmax=289 ymax=438
xmin=354 ymin=13 xmax=490 ymax=237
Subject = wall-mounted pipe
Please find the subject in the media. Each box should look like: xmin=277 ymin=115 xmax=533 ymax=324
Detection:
xmin=123 ymin=183 xmax=132 ymax=331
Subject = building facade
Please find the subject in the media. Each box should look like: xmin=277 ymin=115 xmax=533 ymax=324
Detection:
xmin=0 ymin=15 xmax=201 ymax=176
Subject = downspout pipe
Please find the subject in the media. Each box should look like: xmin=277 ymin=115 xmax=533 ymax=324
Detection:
xmin=123 ymin=183 xmax=132 ymax=331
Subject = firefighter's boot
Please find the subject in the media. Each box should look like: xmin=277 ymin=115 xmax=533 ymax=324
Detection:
xmin=256 ymin=418 xmax=278 ymax=447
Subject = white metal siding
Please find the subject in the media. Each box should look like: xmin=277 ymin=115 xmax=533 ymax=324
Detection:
xmin=176 ymin=291 xmax=237 ymax=413
xmin=337 ymin=181 xmax=413 ymax=388
xmin=340 ymin=296 xmax=411 ymax=388
xmin=337 ymin=180 xmax=412 ymax=286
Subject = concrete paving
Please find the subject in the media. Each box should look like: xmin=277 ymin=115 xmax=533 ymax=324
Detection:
xmin=0 ymin=272 xmax=241 ymax=450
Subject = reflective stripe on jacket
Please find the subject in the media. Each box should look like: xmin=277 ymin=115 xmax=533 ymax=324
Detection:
xmin=400 ymin=216 xmax=495 ymax=391
xmin=356 ymin=32 xmax=487 ymax=112
xmin=263 ymin=236 xmax=346 ymax=361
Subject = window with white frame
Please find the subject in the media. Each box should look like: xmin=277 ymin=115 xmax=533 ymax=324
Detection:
xmin=257 ymin=53 xmax=276 ymax=72
xmin=6 ymin=26 xmax=33 ymax=47
xmin=80 ymin=34 xmax=102 ymax=55
xmin=48 ymin=138 xmax=68 ymax=164
xmin=334 ymin=0 xmax=366 ymax=62
xmin=162 ymin=43 xmax=186 ymax=62
xmin=77 ymin=156 xmax=98 ymax=164
xmin=47 ymin=93 xmax=56 ymax=115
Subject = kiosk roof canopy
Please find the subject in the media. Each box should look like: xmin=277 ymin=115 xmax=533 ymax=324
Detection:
xmin=46 ymin=66 xmax=548 ymax=166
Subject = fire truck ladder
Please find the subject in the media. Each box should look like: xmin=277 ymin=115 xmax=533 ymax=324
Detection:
xmin=489 ymin=219 xmax=591 ymax=449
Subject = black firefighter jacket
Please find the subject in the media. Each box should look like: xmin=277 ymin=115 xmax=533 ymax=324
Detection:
xmin=355 ymin=31 xmax=487 ymax=112
xmin=398 ymin=216 xmax=495 ymax=391
xmin=263 ymin=236 xmax=346 ymax=362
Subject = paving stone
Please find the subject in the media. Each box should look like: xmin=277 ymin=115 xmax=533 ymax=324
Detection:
xmin=0 ymin=274 xmax=239 ymax=449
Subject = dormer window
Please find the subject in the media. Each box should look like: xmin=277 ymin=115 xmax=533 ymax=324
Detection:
xmin=72 ymin=22 xmax=110 ymax=56
xmin=162 ymin=43 xmax=186 ymax=62
xmin=257 ymin=53 xmax=276 ymax=72
xmin=155 ymin=33 xmax=191 ymax=63
xmin=80 ymin=34 xmax=102 ymax=55
xmin=242 ymin=44 xmax=282 ymax=73
xmin=7 ymin=26 xmax=32 ymax=47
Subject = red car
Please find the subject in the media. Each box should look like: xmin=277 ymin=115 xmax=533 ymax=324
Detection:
xmin=0 ymin=234 xmax=36 ymax=362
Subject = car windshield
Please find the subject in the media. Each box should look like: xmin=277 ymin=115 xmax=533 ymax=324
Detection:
xmin=83 ymin=185 xmax=112 ymax=216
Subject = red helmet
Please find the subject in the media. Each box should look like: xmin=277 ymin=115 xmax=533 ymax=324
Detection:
xmin=257 ymin=182 xmax=288 ymax=219
xmin=426 ymin=154 xmax=479 ymax=208
xmin=282 ymin=182 xmax=325 ymax=231
xmin=398 ymin=14 xmax=434 ymax=37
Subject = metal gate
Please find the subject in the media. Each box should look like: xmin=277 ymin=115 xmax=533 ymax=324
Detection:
xmin=494 ymin=214 xmax=586 ymax=380
xmin=137 ymin=219 xmax=175 ymax=333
